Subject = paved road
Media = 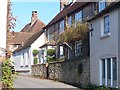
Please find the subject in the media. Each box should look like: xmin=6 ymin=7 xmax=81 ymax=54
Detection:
xmin=14 ymin=75 xmax=81 ymax=89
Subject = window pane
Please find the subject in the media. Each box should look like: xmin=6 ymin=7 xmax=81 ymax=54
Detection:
xmin=99 ymin=0 xmax=106 ymax=12
xmin=113 ymin=57 xmax=117 ymax=81
xmin=104 ymin=15 xmax=109 ymax=34
xmin=75 ymin=11 xmax=82 ymax=22
xmin=59 ymin=20 xmax=64 ymax=34
xmin=68 ymin=16 xmax=72 ymax=26
xmin=107 ymin=58 xmax=111 ymax=86
xmin=102 ymin=59 xmax=105 ymax=85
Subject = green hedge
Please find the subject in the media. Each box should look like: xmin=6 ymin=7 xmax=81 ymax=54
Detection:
xmin=34 ymin=58 xmax=38 ymax=64
xmin=47 ymin=49 xmax=55 ymax=56
xmin=33 ymin=49 xmax=39 ymax=56
xmin=2 ymin=59 xmax=14 ymax=88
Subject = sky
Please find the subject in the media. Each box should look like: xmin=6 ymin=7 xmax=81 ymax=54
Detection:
xmin=12 ymin=1 xmax=60 ymax=32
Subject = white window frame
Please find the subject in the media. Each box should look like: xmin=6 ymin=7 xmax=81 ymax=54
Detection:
xmin=99 ymin=0 xmax=106 ymax=12
xmin=75 ymin=40 xmax=82 ymax=56
xmin=99 ymin=57 xmax=118 ymax=88
xmin=101 ymin=14 xmax=110 ymax=38
xmin=75 ymin=10 xmax=82 ymax=22
xmin=104 ymin=15 xmax=110 ymax=34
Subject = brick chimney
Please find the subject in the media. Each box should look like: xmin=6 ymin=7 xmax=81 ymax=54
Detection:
xmin=60 ymin=0 xmax=69 ymax=11
xmin=31 ymin=11 xmax=38 ymax=24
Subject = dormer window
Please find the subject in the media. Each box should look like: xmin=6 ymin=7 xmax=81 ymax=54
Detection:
xmin=99 ymin=0 xmax=106 ymax=12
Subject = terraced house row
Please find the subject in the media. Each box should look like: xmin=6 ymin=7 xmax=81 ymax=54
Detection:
xmin=9 ymin=0 xmax=120 ymax=88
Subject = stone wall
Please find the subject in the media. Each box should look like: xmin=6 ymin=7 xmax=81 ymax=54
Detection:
xmin=32 ymin=58 xmax=90 ymax=87
xmin=31 ymin=64 xmax=47 ymax=79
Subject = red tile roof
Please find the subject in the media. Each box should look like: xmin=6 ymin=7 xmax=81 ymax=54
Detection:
xmin=14 ymin=30 xmax=44 ymax=52
xmin=9 ymin=32 xmax=33 ymax=45
xmin=21 ymin=19 xmax=45 ymax=33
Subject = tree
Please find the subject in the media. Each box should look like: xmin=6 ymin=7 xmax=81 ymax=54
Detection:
xmin=6 ymin=0 xmax=16 ymax=58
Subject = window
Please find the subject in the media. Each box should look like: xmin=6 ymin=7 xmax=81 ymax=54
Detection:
xmin=27 ymin=51 xmax=29 ymax=59
xmin=60 ymin=46 xmax=64 ymax=56
xmin=75 ymin=40 xmax=82 ymax=56
xmin=68 ymin=16 xmax=72 ymax=26
xmin=99 ymin=0 xmax=106 ymax=12
xmin=23 ymin=53 xmax=24 ymax=59
xmin=20 ymin=53 xmax=24 ymax=67
xmin=48 ymin=26 xmax=54 ymax=41
xmin=59 ymin=20 xmax=64 ymax=34
xmin=100 ymin=57 xmax=117 ymax=87
xmin=104 ymin=15 xmax=109 ymax=34
xmin=75 ymin=11 xmax=82 ymax=22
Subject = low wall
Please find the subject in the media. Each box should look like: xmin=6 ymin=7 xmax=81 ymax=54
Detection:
xmin=31 ymin=64 xmax=47 ymax=79
xmin=32 ymin=58 xmax=90 ymax=87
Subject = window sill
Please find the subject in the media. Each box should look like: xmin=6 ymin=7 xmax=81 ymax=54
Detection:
xmin=100 ymin=33 xmax=110 ymax=39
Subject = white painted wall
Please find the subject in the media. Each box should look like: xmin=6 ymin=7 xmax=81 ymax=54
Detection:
xmin=31 ymin=32 xmax=46 ymax=65
xmin=0 ymin=0 xmax=8 ymax=56
xmin=12 ymin=31 xmax=47 ymax=74
xmin=12 ymin=47 xmax=31 ymax=75
xmin=90 ymin=9 xmax=118 ymax=86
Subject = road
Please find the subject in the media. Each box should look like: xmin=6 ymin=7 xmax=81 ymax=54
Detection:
xmin=14 ymin=75 xmax=81 ymax=89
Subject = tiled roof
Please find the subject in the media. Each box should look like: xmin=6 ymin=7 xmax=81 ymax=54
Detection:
xmin=21 ymin=19 xmax=45 ymax=33
xmin=43 ymin=2 xmax=88 ymax=29
xmin=14 ymin=30 xmax=44 ymax=52
xmin=9 ymin=32 xmax=33 ymax=45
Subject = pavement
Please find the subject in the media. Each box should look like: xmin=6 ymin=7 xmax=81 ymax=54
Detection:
xmin=13 ymin=75 xmax=82 ymax=89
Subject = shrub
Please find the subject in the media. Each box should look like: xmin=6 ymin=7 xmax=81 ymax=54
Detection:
xmin=85 ymin=83 xmax=98 ymax=90
xmin=33 ymin=49 xmax=39 ymax=56
xmin=2 ymin=59 xmax=14 ymax=88
xmin=95 ymin=86 xmax=111 ymax=90
xmin=34 ymin=58 xmax=38 ymax=64
xmin=47 ymin=49 xmax=55 ymax=56
xmin=47 ymin=56 xmax=55 ymax=63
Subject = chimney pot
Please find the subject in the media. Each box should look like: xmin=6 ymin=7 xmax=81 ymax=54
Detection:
xmin=31 ymin=11 xmax=38 ymax=24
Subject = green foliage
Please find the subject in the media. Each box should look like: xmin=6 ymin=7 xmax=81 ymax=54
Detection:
xmin=95 ymin=86 xmax=111 ymax=90
xmin=33 ymin=49 xmax=39 ymax=56
xmin=47 ymin=56 xmax=55 ymax=63
xmin=46 ymin=49 xmax=56 ymax=63
xmin=47 ymin=49 xmax=55 ymax=56
xmin=2 ymin=59 xmax=14 ymax=88
xmin=85 ymin=83 xmax=98 ymax=90
xmin=84 ymin=83 xmax=117 ymax=90
xmin=34 ymin=58 xmax=38 ymax=64
xmin=57 ymin=22 xmax=88 ymax=44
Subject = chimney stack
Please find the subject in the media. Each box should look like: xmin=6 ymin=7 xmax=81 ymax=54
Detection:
xmin=60 ymin=0 xmax=69 ymax=11
xmin=31 ymin=11 xmax=38 ymax=24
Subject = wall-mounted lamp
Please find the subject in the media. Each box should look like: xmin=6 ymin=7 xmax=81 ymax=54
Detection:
xmin=90 ymin=24 xmax=93 ymax=37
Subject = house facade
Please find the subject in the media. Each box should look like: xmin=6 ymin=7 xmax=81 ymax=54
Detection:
xmin=12 ymin=30 xmax=47 ymax=74
xmin=41 ymin=1 xmax=98 ymax=61
xmin=11 ymin=11 xmax=46 ymax=74
xmin=89 ymin=1 xmax=120 ymax=88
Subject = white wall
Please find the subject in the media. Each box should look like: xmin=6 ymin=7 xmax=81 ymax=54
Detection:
xmin=12 ymin=47 xmax=31 ymax=75
xmin=90 ymin=9 xmax=118 ymax=85
xmin=31 ymin=32 xmax=46 ymax=65
xmin=0 ymin=0 xmax=7 ymax=56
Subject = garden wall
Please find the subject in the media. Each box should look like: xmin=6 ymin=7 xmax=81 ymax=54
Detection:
xmin=31 ymin=58 xmax=90 ymax=87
